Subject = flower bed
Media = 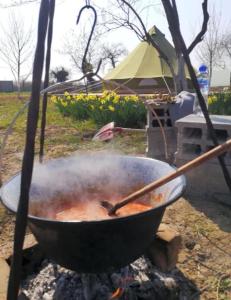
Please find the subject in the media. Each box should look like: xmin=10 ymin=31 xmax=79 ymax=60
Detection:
xmin=51 ymin=91 xmax=147 ymax=128
xmin=208 ymin=92 xmax=231 ymax=115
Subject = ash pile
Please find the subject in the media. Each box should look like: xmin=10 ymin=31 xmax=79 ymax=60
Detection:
xmin=21 ymin=256 xmax=196 ymax=300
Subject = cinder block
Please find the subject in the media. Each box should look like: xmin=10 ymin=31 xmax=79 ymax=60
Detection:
xmin=175 ymin=114 xmax=231 ymax=164
xmin=146 ymin=224 xmax=182 ymax=272
xmin=147 ymin=103 xmax=172 ymax=129
xmin=146 ymin=102 xmax=177 ymax=163
xmin=146 ymin=127 xmax=177 ymax=163
xmin=175 ymin=114 xmax=231 ymax=198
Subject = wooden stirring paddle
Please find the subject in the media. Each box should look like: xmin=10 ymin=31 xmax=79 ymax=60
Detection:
xmin=101 ymin=139 xmax=231 ymax=216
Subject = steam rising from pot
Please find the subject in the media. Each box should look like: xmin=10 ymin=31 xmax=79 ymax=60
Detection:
xmin=28 ymin=153 xmax=165 ymax=220
xmin=30 ymin=153 xmax=146 ymax=202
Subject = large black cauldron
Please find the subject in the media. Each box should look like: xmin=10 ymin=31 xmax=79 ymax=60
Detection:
xmin=0 ymin=154 xmax=185 ymax=273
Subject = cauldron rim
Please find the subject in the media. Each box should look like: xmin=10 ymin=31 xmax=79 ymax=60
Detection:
xmin=0 ymin=155 xmax=186 ymax=225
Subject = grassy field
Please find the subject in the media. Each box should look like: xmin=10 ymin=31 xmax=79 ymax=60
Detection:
xmin=0 ymin=93 xmax=231 ymax=299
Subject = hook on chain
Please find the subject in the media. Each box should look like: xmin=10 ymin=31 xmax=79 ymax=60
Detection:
xmin=76 ymin=3 xmax=97 ymax=75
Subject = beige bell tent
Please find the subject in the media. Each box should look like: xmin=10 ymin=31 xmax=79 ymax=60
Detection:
xmin=104 ymin=26 xmax=191 ymax=94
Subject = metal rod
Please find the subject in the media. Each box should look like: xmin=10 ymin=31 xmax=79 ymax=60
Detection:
xmin=7 ymin=1 xmax=51 ymax=299
xmin=39 ymin=0 xmax=56 ymax=163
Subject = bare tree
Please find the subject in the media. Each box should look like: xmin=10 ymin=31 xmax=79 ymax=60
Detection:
xmin=221 ymin=26 xmax=231 ymax=77
xmin=221 ymin=32 xmax=231 ymax=88
xmin=101 ymin=42 xmax=128 ymax=69
xmin=0 ymin=13 xmax=34 ymax=98
xmin=51 ymin=67 xmax=69 ymax=82
xmin=99 ymin=0 xmax=162 ymax=41
xmin=61 ymin=27 xmax=127 ymax=76
xmin=195 ymin=6 xmax=224 ymax=84
xmin=221 ymin=31 xmax=231 ymax=66
xmin=61 ymin=27 xmax=99 ymax=76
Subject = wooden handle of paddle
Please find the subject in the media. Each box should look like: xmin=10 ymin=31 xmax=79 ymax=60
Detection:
xmin=114 ymin=127 xmax=145 ymax=133
xmin=109 ymin=139 xmax=231 ymax=215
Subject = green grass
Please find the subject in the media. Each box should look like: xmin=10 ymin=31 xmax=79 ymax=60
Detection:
xmin=0 ymin=93 xmax=98 ymax=155
xmin=0 ymin=92 xmax=146 ymax=168
xmin=0 ymin=93 xmax=97 ymax=133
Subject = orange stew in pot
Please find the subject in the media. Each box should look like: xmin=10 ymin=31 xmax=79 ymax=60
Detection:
xmin=30 ymin=191 xmax=164 ymax=221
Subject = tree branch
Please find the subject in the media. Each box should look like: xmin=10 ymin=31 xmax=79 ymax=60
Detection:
xmin=187 ymin=0 xmax=209 ymax=54
xmin=120 ymin=0 xmax=150 ymax=40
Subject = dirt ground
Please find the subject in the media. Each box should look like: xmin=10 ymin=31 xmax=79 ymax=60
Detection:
xmin=164 ymin=196 xmax=231 ymax=299
xmin=0 ymin=98 xmax=231 ymax=299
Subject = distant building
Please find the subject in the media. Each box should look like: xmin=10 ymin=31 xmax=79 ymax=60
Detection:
xmin=0 ymin=81 xmax=13 ymax=92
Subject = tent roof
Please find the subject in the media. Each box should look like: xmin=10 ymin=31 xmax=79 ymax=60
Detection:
xmin=104 ymin=26 xmax=187 ymax=81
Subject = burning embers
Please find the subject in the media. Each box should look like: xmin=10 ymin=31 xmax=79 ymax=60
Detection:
xmin=29 ymin=190 xmax=164 ymax=221
xmin=21 ymin=256 xmax=194 ymax=300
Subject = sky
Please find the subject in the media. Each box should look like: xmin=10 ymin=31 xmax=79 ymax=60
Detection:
xmin=0 ymin=0 xmax=230 ymax=86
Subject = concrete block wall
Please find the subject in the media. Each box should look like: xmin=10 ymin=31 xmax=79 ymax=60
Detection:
xmin=175 ymin=114 xmax=231 ymax=164
xmin=175 ymin=114 xmax=231 ymax=196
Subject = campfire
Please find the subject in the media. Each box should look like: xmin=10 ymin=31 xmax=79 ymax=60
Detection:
xmin=21 ymin=256 xmax=196 ymax=300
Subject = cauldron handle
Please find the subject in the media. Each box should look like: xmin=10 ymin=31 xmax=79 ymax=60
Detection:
xmin=107 ymin=139 xmax=231 ymax=215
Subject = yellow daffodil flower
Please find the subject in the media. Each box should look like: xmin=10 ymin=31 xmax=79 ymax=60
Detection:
xmin=108 ymin=105 xmax=115 ymax=111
